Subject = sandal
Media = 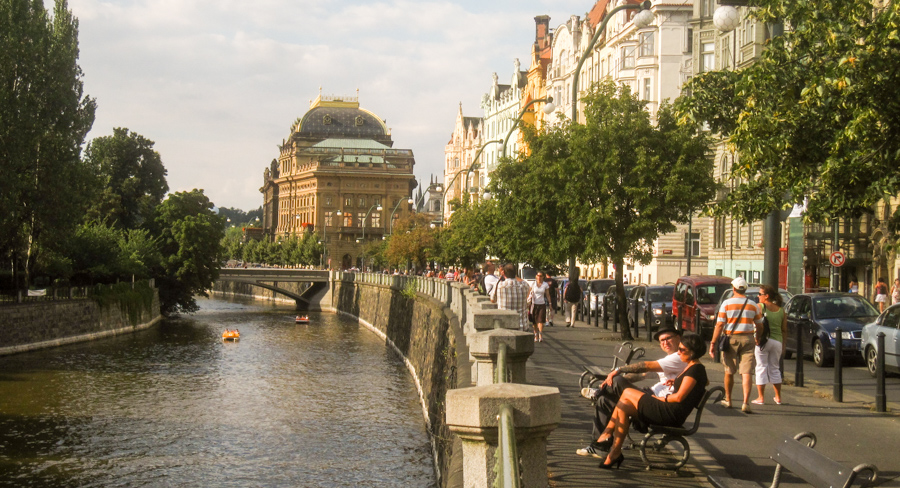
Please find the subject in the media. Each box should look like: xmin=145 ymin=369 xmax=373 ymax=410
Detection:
xmin=751 ymin=399 xmax=765 ymax=405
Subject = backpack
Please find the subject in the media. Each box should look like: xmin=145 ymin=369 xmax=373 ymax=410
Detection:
xmin=758 ymin=314 xmax=771 ymax=348
xmin=476 ymin=274 xmax=487 ymax=295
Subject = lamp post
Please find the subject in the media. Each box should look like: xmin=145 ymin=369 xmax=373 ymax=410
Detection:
xmin=501 ymin=96 xmax=555 ymax=158
xmin=442 ymin=139 xmax=502 ymax=225
xmin=361 ymin=203 xmax=383 ymax=240
xmin=566 ymin=0 xmax=654 ymax=282
xmin=388 ymin=197 xmax=414 ymax=235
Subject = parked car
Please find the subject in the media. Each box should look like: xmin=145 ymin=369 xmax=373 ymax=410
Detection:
xmin=784 ymin=293 xmax=879 ymax=367
xmin=603 ymin=284 xmax=636 ymax=322
xmin=672 ymin=275 xmax=733 ymax=338
xmin=588 ymin=279 xmax=616 ymax=316
xmin=860 ymin=303 xmax=900 ymax=376
xmin=626 ymin=284 xmax=675 ymax=330
xmin=712 ymin=286 xmax=793 ymax=324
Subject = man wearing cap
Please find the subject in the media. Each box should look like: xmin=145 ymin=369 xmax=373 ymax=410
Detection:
xmin=710 ymin=276 xmax=763 ymax=413
xmin=575 ymin=326 xmax=688 ymax=458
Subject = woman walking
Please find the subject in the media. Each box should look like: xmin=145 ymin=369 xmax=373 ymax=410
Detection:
xmin=875 ymin=277 xmax=889 ymax=312
xmin=752 ymin=285 xmax=787 ymax=405
xmin=529 ymin=272 xmax=551 ymax=342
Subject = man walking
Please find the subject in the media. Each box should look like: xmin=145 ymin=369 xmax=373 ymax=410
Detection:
xmin=491 ymin=264 xmax=530 ymax=331
xmin=576 ymin=327 xmax=688 ymax=457
xmin=709 ymin=276 xmax=762 ymax=413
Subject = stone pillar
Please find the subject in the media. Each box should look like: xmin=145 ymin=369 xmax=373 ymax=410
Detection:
xmin=469 ymin=329 xmax=534 ymax=386
xmin=447 ymin=384 xmax=560 ymax=488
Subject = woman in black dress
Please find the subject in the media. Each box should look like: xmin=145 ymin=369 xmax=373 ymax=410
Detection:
xmin=595 ymin=333 xmax=708 ymax=469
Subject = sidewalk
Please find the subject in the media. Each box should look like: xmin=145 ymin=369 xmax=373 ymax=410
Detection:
xmin=526 ymin=317 xmax=900 ymax=487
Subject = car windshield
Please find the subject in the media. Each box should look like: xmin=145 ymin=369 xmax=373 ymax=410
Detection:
xmin=648 ymin=287 xmax=674 ymax=302
xmin=696 ymin=284 xmax=731 ymax=305
xmin=521 ymin=268 xmax=537 ymax=281
xmin=813 ymin=296 xmax=879 ymax=319
xmin=590 ymin=280 xmax=615 ymax=293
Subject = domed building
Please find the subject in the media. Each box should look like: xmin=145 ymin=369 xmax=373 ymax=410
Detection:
xmin=261 ymin=93 xmax=417 ymax=270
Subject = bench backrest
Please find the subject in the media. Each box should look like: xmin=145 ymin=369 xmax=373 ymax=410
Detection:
xmin=611 ymin=342 xmax=645 ymax=370
xmin=681 ymin=386 xmax=724 ymax=435
xmin=772 ymin=433 xmax=879 ymax=488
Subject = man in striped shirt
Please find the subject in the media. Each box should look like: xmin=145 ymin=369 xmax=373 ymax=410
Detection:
xmin=490 ymin=264 xmax=530 ymax=330
xmin=709 ymin=276 xmax=763 ymax=413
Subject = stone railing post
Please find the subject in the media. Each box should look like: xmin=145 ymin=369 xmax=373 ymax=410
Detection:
xmin=469 ymin=329 xmax=534 ymax=386
xmin=447 ymin=384 xmax=560 ymax=488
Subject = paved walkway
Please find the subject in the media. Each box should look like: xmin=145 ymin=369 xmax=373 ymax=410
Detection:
xmin=526 ymin=317 xmax=900 ymax=487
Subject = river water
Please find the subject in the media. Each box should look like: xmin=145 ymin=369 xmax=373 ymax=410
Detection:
xmin=0 ymin=297 xmax=436 ymax=487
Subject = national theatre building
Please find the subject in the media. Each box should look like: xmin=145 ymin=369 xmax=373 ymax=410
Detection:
xmin=260 ymin=93 xmax=417 ymax=270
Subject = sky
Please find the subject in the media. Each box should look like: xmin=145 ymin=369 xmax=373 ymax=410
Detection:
xmin=65 ymin=0 xmax=593 ymax=212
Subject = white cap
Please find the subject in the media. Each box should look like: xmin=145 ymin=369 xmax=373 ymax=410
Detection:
xmin=731 ymin=276 xmax=748 ymax=290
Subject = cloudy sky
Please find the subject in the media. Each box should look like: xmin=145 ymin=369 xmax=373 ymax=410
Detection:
xmin=66 ymin=0 xmax=592 ymax=211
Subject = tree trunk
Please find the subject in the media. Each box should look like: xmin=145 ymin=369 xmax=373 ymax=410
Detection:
xmin=615 ymin=259 xmax=634 ymax=340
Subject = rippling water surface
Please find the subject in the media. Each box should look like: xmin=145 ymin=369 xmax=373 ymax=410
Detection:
xmin=0 ymin=297 xmax=436 ymax=487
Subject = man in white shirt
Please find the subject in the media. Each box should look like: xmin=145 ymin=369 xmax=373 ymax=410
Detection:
xmin=576 ymin=326 xmax=687 ymax=458
xmin=483 ymin=261 xmax=500 ymax=297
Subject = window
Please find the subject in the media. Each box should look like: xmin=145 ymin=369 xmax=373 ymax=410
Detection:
xmin=356 ymin=215 xmax=365 ymax=227
xmin=621 ymin=45 xmax=636 ymax=68
xmin=686 ymin=28 xmax=693 ymax=53
xmin=324 ymin=211 xmax=333 ymax=227
xmin=643 ymin=78 xmax=652 ymax=101
xmin=344 ymin=196 xmax=352 ymax=207
xmin=735 ymin=220 xmax=742 ymax=248
xmin=358 ymin=197 xmax=366 ymax=207
xmin=700 ymin=0 xmax=715 ymax=17
xmin=372 ymin=213 xmax=381 ymax=228
xmin=343 ymin=212 xmax=354 ymax=227
xmin=640 ymin=32 xmax=654 ymax=57
xmin=714 ymin=216 xmax=726 ymax=249
xmin=701 ymin=42 xmax=715 ymax=72
xmin=685 ymin=232 xmax=700 ymax=257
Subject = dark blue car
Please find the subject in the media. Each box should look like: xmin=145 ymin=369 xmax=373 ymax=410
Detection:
xmin=784 ymin=292 xmax=880 ymax=367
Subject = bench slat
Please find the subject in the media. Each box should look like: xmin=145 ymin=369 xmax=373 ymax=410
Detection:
xmin=773 ymin=437 xmax=854 ymax=488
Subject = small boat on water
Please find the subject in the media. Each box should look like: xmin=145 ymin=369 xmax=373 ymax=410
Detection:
xmin=295 ymin=315 xmax=310 ymax=324
xmin=222 ymin=330 xmax=240 ymax=341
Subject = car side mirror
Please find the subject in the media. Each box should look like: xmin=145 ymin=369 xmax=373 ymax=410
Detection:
xmin=799 ymin=314 xmax=809 ymax=321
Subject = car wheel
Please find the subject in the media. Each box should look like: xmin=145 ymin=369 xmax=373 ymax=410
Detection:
xmin=812 ymin=339 xmax=829 ymax=367
xmin=865 ymin=346 xmax=878 ymax=377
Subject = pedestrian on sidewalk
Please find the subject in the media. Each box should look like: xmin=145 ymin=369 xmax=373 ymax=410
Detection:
xmin=529 ymin=272 xmax=551 ymax=342
xmin=546 ymin=273 xmax=558 ymax=327
xmin=709 ymin=276 xmax=763 ymax=413
xmin=563 ymin=274 xmax=582 ymax=327
xmin=875 ymin=277 xmax=889 ymax=312
xmin=491 ymin=263 xmax=530 ymax=331
xmin=752 ymin=284 xmax=787 ymax=406
xmin=576 ymin=326 xmax=687 ymax=458
xmin=892 ymin=278 xmax=900 ymax=305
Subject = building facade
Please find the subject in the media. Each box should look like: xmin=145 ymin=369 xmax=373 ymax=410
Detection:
xmin=260 ymin=93 xmax=416 ymax=270
xmin=480 ymin=61 xmax=528 ymax=187
xmin=443 ymin=104 xmax=483 ymax=223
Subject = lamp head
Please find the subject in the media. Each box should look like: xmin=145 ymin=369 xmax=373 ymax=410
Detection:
xmin=435 ymin=185 xmax=443 ymax=192
xmin=713 ymin=5 xmax=741 ymax=32
xmin=336 ymin=210 xmax=342 ymax=216
xmin=633 ymin=7 xmax=654 ymax=29
xmin=376 ymin=205 xmax=383 ymax=211
xmin=407 ymin=198 xmax=414 ymax=204
xmin=542 ymin=99 xmax=556 ymax=114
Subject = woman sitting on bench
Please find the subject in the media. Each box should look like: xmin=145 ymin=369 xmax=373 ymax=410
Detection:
xmin=595 ymin=333 xmax=708 ymax=469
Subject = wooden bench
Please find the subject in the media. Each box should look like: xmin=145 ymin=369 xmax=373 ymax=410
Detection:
xmin=707 ymin=432 xmax=879 ymax=488
xmin=579 ymin=341 xmax=646 ymax=389
xmin=638 ymin=385 xmax=725 ymax=472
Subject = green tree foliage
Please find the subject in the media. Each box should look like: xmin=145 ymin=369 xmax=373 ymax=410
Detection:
xmin=218 ymin=206 xmax=262 ymax=228
xmin=83 ymin=128 xmax=168 ymax=229
xmin=491 ymin=80 xmax=715 ymax=338
xmin=0 ymin=0 xmax=96 ymax=286
xmin=439 ymin=196 xmax=498 ymax=268
xmin=150 ymin=190 xmax=225 ymax=315
xmin=65 ymin=221 xmax=160 ymax=285
xmin=678 ymin=0 xmax=900 ymax=223
xmin=385 ymin=213 xmax=439 ymax=271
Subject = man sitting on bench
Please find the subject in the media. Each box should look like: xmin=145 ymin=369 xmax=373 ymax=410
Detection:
xmin=577 ymin=326 xmax=687 ymax=458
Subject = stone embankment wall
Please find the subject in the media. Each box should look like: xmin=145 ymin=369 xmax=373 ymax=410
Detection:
xmin=331 ymin=276 xmax=465 ymax=488
xmin=0 ymin=290 xmax=161 ymax=356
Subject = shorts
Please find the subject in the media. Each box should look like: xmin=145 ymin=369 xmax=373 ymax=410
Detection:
xmin=722 ymin=333 xmax=755 ymax=375
xmin=876 ymin=294 xmax=887 ymax=303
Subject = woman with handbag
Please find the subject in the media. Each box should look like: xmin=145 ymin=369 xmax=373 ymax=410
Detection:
xmin=593 ymin=334 xmax=708 ymax=470
xmin=752 ymin=285 xmax=788 ymax=405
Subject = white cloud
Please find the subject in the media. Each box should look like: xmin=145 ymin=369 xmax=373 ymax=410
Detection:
xmin=67 ymin=0 xmax=589 ymax=210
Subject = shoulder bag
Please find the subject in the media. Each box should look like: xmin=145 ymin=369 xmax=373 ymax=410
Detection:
xmin=714 ymin=298 xmax=749 ymax=361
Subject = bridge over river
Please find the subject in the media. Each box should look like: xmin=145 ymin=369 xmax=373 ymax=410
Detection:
xmin=215 ymin=268 xmax=330 ymax=310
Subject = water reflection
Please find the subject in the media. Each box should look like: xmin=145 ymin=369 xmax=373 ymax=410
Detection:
xmin=0 ymin=297 xmax=435 ymax=487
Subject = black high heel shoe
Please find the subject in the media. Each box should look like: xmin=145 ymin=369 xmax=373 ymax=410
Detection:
xmin=593 ymin=438 xmax=613 ymax=451
xmin=599 ymin=453 xmax=624 ymax=470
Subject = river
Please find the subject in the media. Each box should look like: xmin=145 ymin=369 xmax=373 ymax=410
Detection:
xmin=0 ymin=297 xmax=436 ymax=487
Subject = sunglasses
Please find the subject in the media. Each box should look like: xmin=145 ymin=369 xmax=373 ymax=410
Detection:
xmin=677 ymin=346 xmax=690 ymax=353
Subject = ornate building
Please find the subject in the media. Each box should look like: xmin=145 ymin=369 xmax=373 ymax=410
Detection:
xmin=442 ymin=104 xmax=483 ymax=223
xmin=261 ymin=93 xmax=416 ymax=270
xmin=479 ymin=62 xmax=528 ymax=188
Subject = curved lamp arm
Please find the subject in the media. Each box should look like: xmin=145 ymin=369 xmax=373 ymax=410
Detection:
xmin=441 ymin=139 xmax=502 ymax=225
xmin=501 ymin=96 xmax=554 ymax=159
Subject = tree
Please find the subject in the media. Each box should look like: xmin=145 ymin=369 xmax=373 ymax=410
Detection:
xmin=384 ymin=213 xmax=440 ymax=271
xmin=439 ymin=196 xmax=497 ymax=269
xmin=678 ymin=0 xmax=900 ymax=223
xmin=490 ymin=80 xmax=715 ymax=339
xmin=83 ymin=128 xmax=169 ymax=229
xmin=0 ymin=0 xmax=96 ymax=287
xmin=150 ymin=189 xmax=225 ymax=315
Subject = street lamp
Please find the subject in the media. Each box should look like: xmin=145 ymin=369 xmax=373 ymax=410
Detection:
xmin=388 ymin=197 xmax=415 ymax=235
xmin=442 ymin=139 xmax=502 ymax=225
xmin=361 ymin=203 xmax=383 ymax=240
xmin=501 ymin=96 xmax=555 ymax=158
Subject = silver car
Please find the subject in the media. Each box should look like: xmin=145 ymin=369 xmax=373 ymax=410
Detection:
xmin=861 ymin=303 xmax=900 ymax=376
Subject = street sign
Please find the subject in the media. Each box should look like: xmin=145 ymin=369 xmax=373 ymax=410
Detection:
xmin=829 ymin=251 xmax=846 ymax=267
